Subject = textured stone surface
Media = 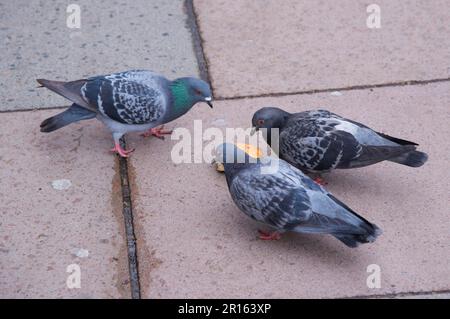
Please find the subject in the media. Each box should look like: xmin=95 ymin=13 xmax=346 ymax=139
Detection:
xmin=0 ymin=0 xmax=198 ymax=110
xmin=194 ymin=0 xmax=450 ymax=98
xmin=0 ymin=110 xmax=129 ymax=298
xmin=129 ymin=82 xmax=449 ymax=298
xmin=2 ymin=0 xmax=449 ymax=299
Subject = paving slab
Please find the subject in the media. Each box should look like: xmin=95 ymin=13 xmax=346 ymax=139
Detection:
xmin=0 ymin=0 xmax=198 ymax=111
xmin=0 ymin=110 xmax=129 ymax=298
xmin=194 ymin=0 xmax=450 ymax=98
xmin=129 ymin=82 xmax=450 ymax=298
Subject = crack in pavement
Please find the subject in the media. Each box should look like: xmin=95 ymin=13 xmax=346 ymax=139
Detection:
xmin=212 ymin=77 xmax=450 ymax=101
xmin=346 ymin=289 xmax=450 ymax=299
xmin=110 ymin=0 xmax=211 ymax=300
xmin=185 ymin=0 xmax=214 ymax=95
xmin=2 ymin=78 xmax=450 ymax=113
xmin=0 ymin=105 xmax=68 ymax=113
xmin=118 ymin=138 xmax=141 ymax=299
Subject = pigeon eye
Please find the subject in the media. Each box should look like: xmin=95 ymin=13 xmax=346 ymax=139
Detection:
xmin=194 ymin=89 xmax=202 ymax=95
xmin=257 ymin=119 xmax=265 ymax=125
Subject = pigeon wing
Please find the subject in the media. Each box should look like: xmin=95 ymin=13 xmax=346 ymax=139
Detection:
xmin=229 ymin=164 xmax=312 ymax=230
xmin=296 ymin=173 xmax=378 ymax=235
xmin=81 ymin=70 xmax=168 ymax=125
xmin=228 ymin=160 xmax=381 ymax=244
xmin=280 ymin=116 xmax=361 ymax=171
xmin=36 ymin=78 xmax=95 ymax=112
xmin=323 ymin=116 xmax=419 ymax=168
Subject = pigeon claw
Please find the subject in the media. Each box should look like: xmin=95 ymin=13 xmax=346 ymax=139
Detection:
xmin=257 ymin=229 xmax=281 ymax=240
xmin=110 ymin=143 xmax=135 ymax=158
xmin=141 ymin=125 xmax=173 ymax=140
xmin=313 ymin=176 xmax=327 ymax=186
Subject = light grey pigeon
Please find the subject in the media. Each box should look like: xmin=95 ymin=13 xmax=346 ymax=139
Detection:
xmin=216 ymin=143 xmax=382 ymax=247
xmin=38 ymin=70 xmax=213 ymax=157
xmin=251 ymin=107 xmax=428 ymax=183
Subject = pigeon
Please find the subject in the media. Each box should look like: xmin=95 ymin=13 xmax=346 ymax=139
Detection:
xmin=38 ymin=70 xmax=213 ymax=157
xmin=251 ymin=107 xmax=428 ymax=182
xmin=215 ymin=143 xmax=382 ymax=247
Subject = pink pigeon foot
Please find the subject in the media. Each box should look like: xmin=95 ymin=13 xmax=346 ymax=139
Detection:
xmin=313 ymin=176 xmax=327 ymax=186
xmin=257 ymin=229 xmax=281 ymax=240
xmin=140 ymin=125 xmax=173 ymax=139
xmin=110 ymin=142 xmax=135 ymax=158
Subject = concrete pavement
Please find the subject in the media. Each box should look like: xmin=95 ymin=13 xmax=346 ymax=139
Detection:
xmin=0 ymin=111 xmax=128 ymax=298
xmin=194 ymin=0 xmax=450 ymax=98
xmin=1 ymin=0 xmax=449 ymax=298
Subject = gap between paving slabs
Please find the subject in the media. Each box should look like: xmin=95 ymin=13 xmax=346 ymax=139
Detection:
xmin=348 ymin=289 xmax=450 ymax=299
xmin=185 ymin=0 xmax=213 ymax=85
xmin=108 ymin=0 xmax=207 ymax=300
xmin=117 ymin=138 xmax=141 ymax=299
xmin=212 ymin=77 xmax=450 ymax=101
xmin=111 ymin=0 xmax=210 ymax=300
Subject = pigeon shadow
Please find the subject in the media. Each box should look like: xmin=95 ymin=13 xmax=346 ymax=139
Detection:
xmin=319 ymin=167 xmax=415 ymax=199
xmin=231 ymin=213 xmax=362 ymax=268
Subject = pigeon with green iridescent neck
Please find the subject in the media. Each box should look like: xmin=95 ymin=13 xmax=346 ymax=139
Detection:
xmin=38 ymin=70 xmax=213 ymax=157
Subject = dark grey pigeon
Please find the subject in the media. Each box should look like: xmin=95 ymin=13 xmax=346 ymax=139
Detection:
xmin=251 ymin=107 xmax=428 ymax=181
xmin=38 ymin=70 xmax=212 ymax=157
xmin=216 ymin=143 xmax=382 ymax=247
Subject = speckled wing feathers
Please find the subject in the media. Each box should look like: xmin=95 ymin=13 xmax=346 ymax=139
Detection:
xmin=228 ymin=160 xmax=378 ymax=237
xmin=229 ymin=163 xmax=312 ymax=230
xmin=81 ymin=70 xmax=168 ymax=125
xmin=279 ymin=109 xmax=418 ymax=171
xmin=280 ymin=112 xmax=362 ymax=171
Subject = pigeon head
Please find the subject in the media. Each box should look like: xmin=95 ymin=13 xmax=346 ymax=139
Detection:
xmin=170 ymin=77 xmax=213 ymax=111
xmin=251 ymin=107 xmax=290 ymax=132
xmin=214 ymin=143 xmax=260 ymax=167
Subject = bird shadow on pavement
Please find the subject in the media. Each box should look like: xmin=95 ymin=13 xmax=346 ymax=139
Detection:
xmin=321 ymin=166 xmax=415 ymax=199
xmin=229 ymin=213 xmax=362 ymax=268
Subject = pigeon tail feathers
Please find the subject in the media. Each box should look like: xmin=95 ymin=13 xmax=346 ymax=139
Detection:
xmin=333 ymin=224 xmax=382 ymax=248
xmin=40 ymin=104 xmax=96 ymax=132
xmin=36 ymin=78 xmax=92 ymax=110
xmin=388 ymin=150 xmax=428 ymax=167
xmin=325 ymin=193 xmax=383 ymax=248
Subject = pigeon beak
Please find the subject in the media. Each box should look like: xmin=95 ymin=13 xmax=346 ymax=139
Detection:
xmin=210 ymin=158 xmax=225 ymax=172
xmin=205 ymin=97 xmax=213 ymax=108
xmin=250 ymin=127 xmax=258 ymax=136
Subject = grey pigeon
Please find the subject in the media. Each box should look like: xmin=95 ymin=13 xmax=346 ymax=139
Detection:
xmin=38 ymin=70 xmax=212 ymax=157
xmin=251 ymin=107 xmax=428 ymax=181
xmin=216 ymin=143 xmax=382 ymax=247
